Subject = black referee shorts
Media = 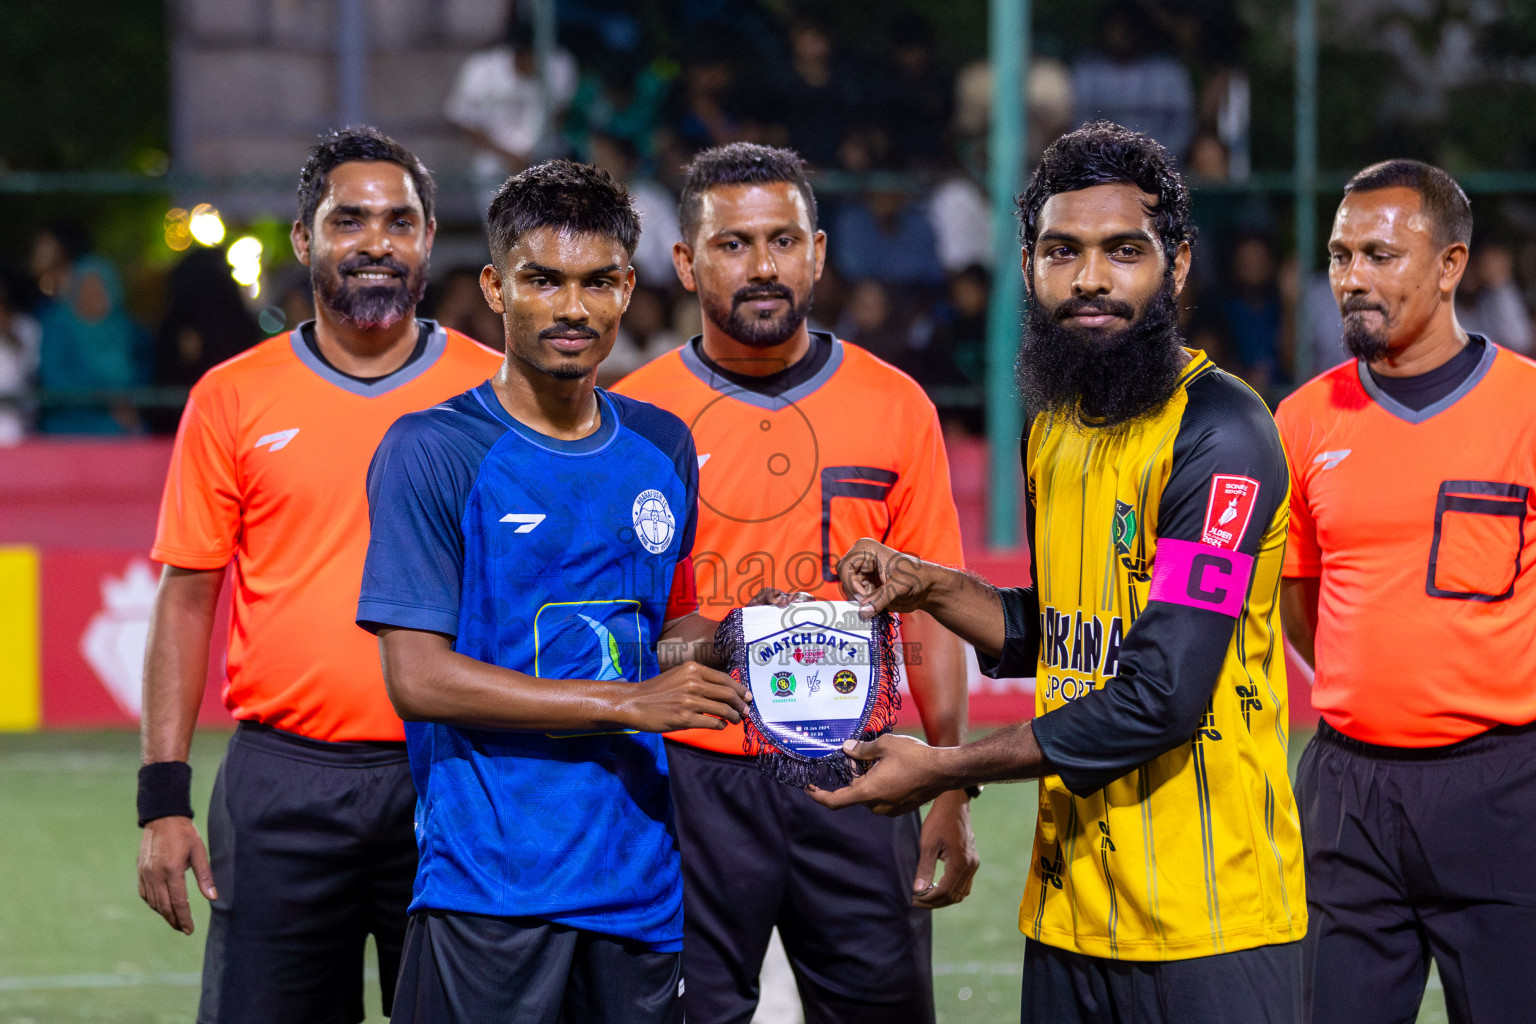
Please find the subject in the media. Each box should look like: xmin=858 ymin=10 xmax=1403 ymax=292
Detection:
xmin=1020 ymin=938 xmax=1302 ymax=1023
xmin=198 ymin=721 xmax=417 ymax=1024
xmin=1298 ymin=719 xmax=1536 ymax=1024
xmin=665 ymin=739 xmax=934 ymax=1024
xmin=391 ymin=911 xmax=683 ymax=1024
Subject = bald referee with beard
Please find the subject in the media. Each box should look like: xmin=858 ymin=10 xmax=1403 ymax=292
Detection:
xmin=814 ymin=122 xmax=1307 ymax=1024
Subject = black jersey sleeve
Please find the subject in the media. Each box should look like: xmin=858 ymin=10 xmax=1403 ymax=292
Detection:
xmin=1029 ymin=369 xmax=1289 ymax=795
xmin=977 ymin=426 xmax=1043 ymax=679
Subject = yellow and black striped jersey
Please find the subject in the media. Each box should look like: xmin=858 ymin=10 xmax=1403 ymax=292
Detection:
xmin=983 ymin=349 xmax=1307 ymax=961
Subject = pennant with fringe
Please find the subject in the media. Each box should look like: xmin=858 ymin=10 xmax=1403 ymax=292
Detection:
xmin=715 ymin=601 xmax=902 ymax=788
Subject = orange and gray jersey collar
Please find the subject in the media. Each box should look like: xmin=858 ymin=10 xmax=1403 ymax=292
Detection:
xmin=289 ymin=318 xmax=449 ymax=398
xmin=678 ymin=332 xmax=844 ymax=412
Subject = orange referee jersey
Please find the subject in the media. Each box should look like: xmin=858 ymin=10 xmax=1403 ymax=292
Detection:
xmin=1277 ymin=342 xmax=1536 ymax=746
xmin=615 ymin=334 xmax=965 ymax=755
xmin=152 ymin=321 xmax=503 ymax=742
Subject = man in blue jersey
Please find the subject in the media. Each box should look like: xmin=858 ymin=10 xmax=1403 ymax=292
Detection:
xmin=357 ymin=160 xmax=748 ymax=1024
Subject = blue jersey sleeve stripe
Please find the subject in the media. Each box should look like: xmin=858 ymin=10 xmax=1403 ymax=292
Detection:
xmin=356 ymin=599 xmax=461 ymax=637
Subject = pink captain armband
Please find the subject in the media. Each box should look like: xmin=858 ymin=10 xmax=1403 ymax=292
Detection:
xmin=1146 ymin=538 xmax=1254 ymax=618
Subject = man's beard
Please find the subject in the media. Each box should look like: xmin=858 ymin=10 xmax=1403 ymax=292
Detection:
xmin=701 ymin=282 xmax=812 ymax=348
xmin=1016 ymin=276 xmax=1185 ymax=429
xmin=1340 ymin=297 xmax=1391 ymax=362
xmin=314 ymin=253 xmax=429 ymax=330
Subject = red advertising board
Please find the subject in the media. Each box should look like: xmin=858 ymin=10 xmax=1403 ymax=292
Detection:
xmin=40 ymin=549 xmax=234 ymax=728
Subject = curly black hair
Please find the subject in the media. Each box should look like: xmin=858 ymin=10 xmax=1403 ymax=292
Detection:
xmin=678 ymin=143 xmax=818 ymax=244
xmin=486 ymin=160 xmax=640 ymax=269
xmin=295 ymin=125 xmax=436 ymax=230
xmin=1015 ymin=121 xmax=1194 ymax=259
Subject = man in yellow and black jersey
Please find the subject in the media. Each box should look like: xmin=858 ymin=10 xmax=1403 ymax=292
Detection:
xmin=812 ymin=122 xmax=1306 ymax=1023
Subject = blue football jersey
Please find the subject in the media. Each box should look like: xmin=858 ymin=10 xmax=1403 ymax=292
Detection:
xmin=357 ymin=382 xmax=698 ymax=951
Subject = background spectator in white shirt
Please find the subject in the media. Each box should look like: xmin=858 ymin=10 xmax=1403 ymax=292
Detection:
xmin=444 ymin=17 xmax=577 ymax=206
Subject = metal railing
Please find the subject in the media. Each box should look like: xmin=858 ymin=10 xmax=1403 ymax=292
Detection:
xmin=37 ymin=387 xmax=191 ymax=410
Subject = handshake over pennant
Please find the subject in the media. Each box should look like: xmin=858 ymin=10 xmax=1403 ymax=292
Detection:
xmin=714 ymin=601 xmax=902 ymax=788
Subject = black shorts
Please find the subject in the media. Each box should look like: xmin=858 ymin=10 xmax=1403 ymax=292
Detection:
xmin=665 ymin=739 xmax=934 ymax=1024
xmin=1298 ymin=719 xmax=1536 ymax=1024
xmin=198 ymin=721 xmax=417 ymax=1024
xmin=391 ymin=910 xmax=683 ymax=1024
xmin=1021 ymin=938 xmax=1303 ymax=1024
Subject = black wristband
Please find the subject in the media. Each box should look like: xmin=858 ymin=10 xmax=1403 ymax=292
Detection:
xmin=137 ymin=761 xmax=194 ymax=827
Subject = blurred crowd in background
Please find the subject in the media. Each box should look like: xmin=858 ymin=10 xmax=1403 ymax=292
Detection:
xmin=4 ymin=0 xmax=1536 ymax=443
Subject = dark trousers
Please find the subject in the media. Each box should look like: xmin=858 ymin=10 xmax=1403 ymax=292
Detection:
xmin=1021 ymin=938 xmax=1303 ymax=1023
xmin=665 ymin=740 xmax=935 ymax=1024
xmin=392 ymin=911 xmax=683 ymax=1024
xmin=198 ymin=722 xmax=417 ymax=1024
xmin=1298 ymin=719 xmax=1536 ymax=1024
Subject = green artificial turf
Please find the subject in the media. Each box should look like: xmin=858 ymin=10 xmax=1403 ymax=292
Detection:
xmin=0 ymin=729 xmax=1447 ymax=1024
xmin=0 ymin=730 xmax=386 ymax=1024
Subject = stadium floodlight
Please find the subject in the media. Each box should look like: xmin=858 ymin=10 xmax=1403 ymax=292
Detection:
xmin=163 ymin=208 xmax=192 ymax=251
xmin=227 ymin=236 xmax=263 ymax=288
xmin=188 ymin=204 xmax=226 ymax=247
xmin=226 ymin=236 xmax=261 ymax=267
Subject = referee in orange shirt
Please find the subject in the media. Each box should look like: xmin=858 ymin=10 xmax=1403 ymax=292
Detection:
xmin=1278 ymin=160 xmax=1536 ymax=1024
xmin=134 ymin=128 xmax=502 ymax=1023
xmin=616 ymin=143 xmax=977 ymax=1024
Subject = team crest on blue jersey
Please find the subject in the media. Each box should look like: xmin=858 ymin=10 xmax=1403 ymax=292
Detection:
xmin=632 ymin=489 xmax=675 ymax=554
